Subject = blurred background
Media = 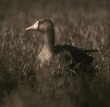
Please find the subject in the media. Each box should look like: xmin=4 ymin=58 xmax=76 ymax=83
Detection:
xmin=0 ymin=0 xmax=110 ymax=107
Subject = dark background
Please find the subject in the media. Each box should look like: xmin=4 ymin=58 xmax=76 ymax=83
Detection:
xmin=0 ymin=0 xmax=110 ymax=107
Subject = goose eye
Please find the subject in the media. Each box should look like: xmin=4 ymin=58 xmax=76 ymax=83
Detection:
xmin=39 ymin=21 xmax=43 ymax=24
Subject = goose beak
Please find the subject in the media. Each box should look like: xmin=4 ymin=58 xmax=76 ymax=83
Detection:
xmin=26 ymin=21 xmax=38 ymax=30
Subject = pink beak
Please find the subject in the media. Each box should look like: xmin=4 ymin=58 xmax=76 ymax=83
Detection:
xmin=26 ymin=21 xmax=38 ymax=30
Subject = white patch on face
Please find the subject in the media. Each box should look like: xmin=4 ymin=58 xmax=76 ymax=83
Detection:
xmin=26 ymin=21 xmax=39 ymax=30
xmin=36 ymin=21 xmax=39 ymax=28
xmin=33 ymin=23 xmax=36 ymax=28
xmin=33 ymin=21 xmax=39 ymax=29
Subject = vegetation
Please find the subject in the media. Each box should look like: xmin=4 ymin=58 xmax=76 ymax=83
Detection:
xmin=0 ymin=0 xmax=110 ymax=107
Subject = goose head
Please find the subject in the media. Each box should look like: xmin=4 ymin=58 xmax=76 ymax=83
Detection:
xmin=26 ymin=18 xmax=54 ymax=33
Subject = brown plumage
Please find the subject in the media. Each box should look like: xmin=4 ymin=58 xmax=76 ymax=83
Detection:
xmin=26 ymin=18 xmax=97 ymax=70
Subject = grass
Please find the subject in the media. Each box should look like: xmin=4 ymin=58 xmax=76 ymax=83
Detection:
xmin=0 ymin=0 xmax=110 ymax=107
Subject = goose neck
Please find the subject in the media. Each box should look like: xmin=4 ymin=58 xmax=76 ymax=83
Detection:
xmin=43 ymin=30 xmax=55 ymax=51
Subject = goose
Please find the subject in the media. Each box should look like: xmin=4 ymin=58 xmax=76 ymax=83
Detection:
xmin=26 ymin=18 xmax=97 ymax=71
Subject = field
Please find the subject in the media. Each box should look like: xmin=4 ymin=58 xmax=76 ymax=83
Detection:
xmin=0 ymin=0 xmax=110 ymax=107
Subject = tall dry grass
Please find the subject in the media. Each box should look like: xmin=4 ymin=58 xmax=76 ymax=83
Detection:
xmin=0 ymin=0 xmax=110 ymax=107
